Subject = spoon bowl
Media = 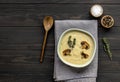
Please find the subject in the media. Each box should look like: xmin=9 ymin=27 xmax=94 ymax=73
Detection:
xmin=43 ymin=16 xmax=54 ymax=31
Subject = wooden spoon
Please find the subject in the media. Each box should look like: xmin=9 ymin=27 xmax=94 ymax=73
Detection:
xmin=40 ymin=16 xmax=54 ymax=63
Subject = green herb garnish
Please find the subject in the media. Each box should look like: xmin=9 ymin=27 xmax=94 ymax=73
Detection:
xmin=72 ymin=38 xmax=76 ymax=48
xmin=102 ymin=37 xmax=112 ymax=60
xmin=67 ymin=36 xmax=76 ymax=48
xmin=68 ymin=36 xmax=72 ymax=47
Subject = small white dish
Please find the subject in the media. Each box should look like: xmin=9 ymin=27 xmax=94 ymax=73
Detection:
xmin=90 ymin=4 xmax=103 ymax=18
xmin=57 ymin=28 xmax=96 ymax=68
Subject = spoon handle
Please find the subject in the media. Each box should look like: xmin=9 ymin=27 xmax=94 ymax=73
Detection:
xmin=40 ymin=31 xmax=48 ymax=63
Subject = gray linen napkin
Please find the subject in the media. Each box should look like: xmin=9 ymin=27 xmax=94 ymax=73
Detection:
xmin=54 ymin=20 xmax=98 ymax=82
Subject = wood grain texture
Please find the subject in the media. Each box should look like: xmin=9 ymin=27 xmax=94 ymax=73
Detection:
xmin=0 ymin=0 xmax=120 ymax=82
xmin=0 ymin=4 xmax=119 ymax=26
xmin=0 ymin=0 xmax=120 ymax=4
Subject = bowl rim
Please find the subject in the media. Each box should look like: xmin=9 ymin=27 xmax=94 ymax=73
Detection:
xmin=57 ymin=28 xmax=96 ymax=68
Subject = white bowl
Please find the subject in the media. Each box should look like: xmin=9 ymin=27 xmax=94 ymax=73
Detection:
xmin=57 ymin=28 xmax=96 ymax=68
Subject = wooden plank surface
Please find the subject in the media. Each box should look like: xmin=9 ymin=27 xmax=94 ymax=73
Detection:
xmin=0 ymin=0 xmax=120 ymax=4
xmin=0 ymin=4 xmax=120 ymax=26
xmin=0 ymin=0 xmax=120 ymax=82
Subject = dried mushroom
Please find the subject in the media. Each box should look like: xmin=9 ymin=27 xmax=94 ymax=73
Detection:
xmin=63 ymin=49 xmax=71 ymax=56
xmin=81 ymin=52 xmax=89 ymax=59
xmin=81 ymin=41 xmax=90 ymax=49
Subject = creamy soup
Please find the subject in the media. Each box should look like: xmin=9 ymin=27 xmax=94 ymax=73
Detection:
xmin=59 ymin=30 xmax=95 ymax=65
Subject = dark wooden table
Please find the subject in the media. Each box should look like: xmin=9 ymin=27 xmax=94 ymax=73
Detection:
xmin=0 ymin=0 xmax=120 ymax=82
